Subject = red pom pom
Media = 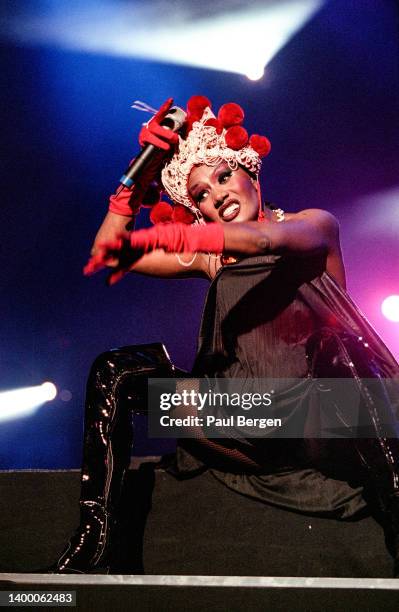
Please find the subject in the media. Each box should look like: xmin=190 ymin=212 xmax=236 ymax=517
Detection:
xmin=225 ymin=126 xmax=249 ymax=150
xmin=218 ymin=103 xmax=244 ymax=128
xmin=172 ymin=205 xmax=196 ymax=224
xmin=205 ymin=118 xmax=223 ymax=134
xmin=149 ymin=201 xmax=173 ymax=224
xmin=249 ymin=134 xmax=271 ymax=157
xmin=187 ymin=95 xmax=211 ymax=118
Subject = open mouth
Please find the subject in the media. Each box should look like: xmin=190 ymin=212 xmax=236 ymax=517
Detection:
xmin=219 ymin=200 xmax=240 ymax=221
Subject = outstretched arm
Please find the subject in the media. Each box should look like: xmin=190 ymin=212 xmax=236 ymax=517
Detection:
xmin=90 ymin=214 xmax=211 ymax=280
xmin=85 ymin=208 xmax=346 ymax=287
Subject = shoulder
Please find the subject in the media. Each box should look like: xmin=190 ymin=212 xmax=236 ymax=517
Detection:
xmin=296 ymin=208 xmax=339 ymax=230
xmin=291 ymin=208 xmax=338 ymax=225
xmin=288 ymin=208 xmax=339 ymax=236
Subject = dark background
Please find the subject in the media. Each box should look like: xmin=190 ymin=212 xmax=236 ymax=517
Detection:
xmin=0 ymin=0 xmax=398 ymax=468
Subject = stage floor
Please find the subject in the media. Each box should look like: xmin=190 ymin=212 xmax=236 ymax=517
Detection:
xmin=1 ymin=468 xmax=398 ymax=609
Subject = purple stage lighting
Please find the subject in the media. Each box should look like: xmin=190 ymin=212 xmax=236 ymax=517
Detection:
xmin=381 ymin=296 xmax=399 ymax=323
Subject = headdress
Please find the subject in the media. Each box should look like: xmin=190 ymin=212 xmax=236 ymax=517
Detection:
xmin=153 ymin=96 xmax=271 ymax=224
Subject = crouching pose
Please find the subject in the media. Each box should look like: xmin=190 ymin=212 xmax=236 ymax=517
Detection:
xmin=51 ymin=96 xmax=399 ymax=575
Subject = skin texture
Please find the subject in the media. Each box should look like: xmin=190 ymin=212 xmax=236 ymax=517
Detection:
xmin=90 ymin=161 xmax=346 ymax=288
xmin=188 ymin=162 xmax=260 ymax=224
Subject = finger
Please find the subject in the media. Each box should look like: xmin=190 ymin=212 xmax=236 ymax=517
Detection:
xmin=149 ymin=122 xmax=179 ymax=142
xmin=106 ymin=268 xmax=127 ymax=286
xmin=153 ymin=97 xmax=173 ymax=122
xmin=83 ymin=258 xmax=106 ymax=276
xmin=83 ymin=247 xmax=117 ymax=275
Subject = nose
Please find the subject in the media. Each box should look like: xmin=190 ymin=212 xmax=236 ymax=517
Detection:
xmin=213 ymin=191 xmax=228 ymax=209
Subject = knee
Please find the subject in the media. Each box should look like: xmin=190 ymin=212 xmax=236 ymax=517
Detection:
xmin=88 ymin=343 xmax=175 ymax=380
xmin=89 ymin=349 xmax=121 ymax=380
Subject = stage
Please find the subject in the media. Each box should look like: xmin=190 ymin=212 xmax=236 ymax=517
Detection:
xmin=1 ymin=467 xmax=398 ymax=610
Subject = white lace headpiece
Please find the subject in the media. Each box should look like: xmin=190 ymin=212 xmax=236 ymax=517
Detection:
xmin=161 ymin=107 xmax=262 ymax=222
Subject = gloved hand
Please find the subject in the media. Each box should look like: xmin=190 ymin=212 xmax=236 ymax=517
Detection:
xmin=108 ymin=183 xmax=141 ymax=216
xmin=85 ymin=235 xmax=140 ymax=284
xmin=83 ymin=222 xmax=225 ymax=284
xmin=109 ymin=98 xmax=178 ymax=216
xmin=138 ymin=97 xmax=179 ymax=151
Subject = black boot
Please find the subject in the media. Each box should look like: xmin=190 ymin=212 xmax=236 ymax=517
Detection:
xmin=50 ymin=343 xmax=175 ymax=573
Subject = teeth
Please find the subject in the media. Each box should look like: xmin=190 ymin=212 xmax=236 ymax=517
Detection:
xmin=222 ymin=203 xmax=239 ymax=218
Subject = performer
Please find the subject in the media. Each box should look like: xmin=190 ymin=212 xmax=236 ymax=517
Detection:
xmin=51 ymin=96 xmax=399 ymax=575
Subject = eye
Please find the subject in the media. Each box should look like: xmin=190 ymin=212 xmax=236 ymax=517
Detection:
xmin=218 ymin=170 xmax=232 ymax=184
xmin=195 ymin=189 xmax=209 ymax=205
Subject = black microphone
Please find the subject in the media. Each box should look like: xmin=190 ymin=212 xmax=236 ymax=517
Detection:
xmin=120 ymin=106 xmax=186 ymax=189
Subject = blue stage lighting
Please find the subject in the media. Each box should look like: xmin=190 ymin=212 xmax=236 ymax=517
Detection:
xmin=1 ymin=0 xmax=323 ymax=80
xmin=0 ymin=382 xmax=57 ymax=423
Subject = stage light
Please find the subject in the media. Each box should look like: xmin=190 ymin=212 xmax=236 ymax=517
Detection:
xmin=0 ymin=382 xmax=58 ymax=423
xmin=42 ymin=381 xmax=57 ymax=400
xmin=246 ymin=66 xmax=265 ymax=82
xmin=382 ymin=295 xmax=399 ymax=322
xmin=1 ymin=0 xmax=323 ymax=79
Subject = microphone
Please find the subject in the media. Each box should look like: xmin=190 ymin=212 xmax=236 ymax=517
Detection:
xmin=120 ymin=106 xmax=186 ymax=189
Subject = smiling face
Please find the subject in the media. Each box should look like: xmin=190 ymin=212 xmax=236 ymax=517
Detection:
xmin=187 ymin=161 xmax=260 ymax=223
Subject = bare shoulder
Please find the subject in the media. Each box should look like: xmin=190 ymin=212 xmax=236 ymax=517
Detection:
xmin=291 ymin=209 xmax=345 ymax=286
xmin=288 ymin=208 xmax=339 ymax=229
xmin=286 ymin=208 xmax=339 ymax=241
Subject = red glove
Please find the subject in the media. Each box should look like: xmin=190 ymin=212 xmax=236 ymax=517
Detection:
xmin=109 ymin=99 xmax=178 ymax=216
xmin=129 ymin=222 xmax=224 ymax=254
xmin=138 ymin=98 xmax=180 ymax=151
xmin=108 ymin=183 xmax=140 ymax=217
xmin=83 ymin=222 xmax=225 ymax=282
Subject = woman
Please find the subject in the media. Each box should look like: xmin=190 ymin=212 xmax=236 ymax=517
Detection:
xmin=52 ymin=96 xmax=399 ymax=575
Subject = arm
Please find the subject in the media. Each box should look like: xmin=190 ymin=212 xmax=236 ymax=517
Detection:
xmin=91 ymin=211 xmax=133 ymax=263
xmin=124 ymin=249 xmax=210 ymax=279
xmin=85 ymin=209 xmax=346 ymax=286
xmin=221 ymin=208 xmax=346 ymax=287
xmin=91 ymin=98 xmax=180 ymax=264
xmin=222 ymin=209 xmax=338 ymax=256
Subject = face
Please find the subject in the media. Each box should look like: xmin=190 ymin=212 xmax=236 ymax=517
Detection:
xmin=187 ymin=161 xmax=260 ymax=223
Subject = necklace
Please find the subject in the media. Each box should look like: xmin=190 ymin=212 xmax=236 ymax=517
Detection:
xmin=273 ymin=208 xmax=285 ymax=222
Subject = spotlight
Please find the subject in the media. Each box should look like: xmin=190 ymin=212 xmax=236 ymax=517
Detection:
xmin=2 ymin=0 xmax=324 ymax=79
xmin=41 ymin=381 xmax=58 ymax=400
xmin=0 ymin=382 xmax=58 ymax=423
xmin=246 ymin=66 xmax=265 ymax=81
xmin=381 ymin=295 xmax=399 ymax=322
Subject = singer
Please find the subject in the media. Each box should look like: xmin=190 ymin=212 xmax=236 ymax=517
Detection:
xmin=50 ymin=96 xmax=399 ymax=575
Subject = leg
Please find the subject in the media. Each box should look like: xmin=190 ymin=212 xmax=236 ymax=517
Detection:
xmin=51 ymin=342 xmax=175 ymax=573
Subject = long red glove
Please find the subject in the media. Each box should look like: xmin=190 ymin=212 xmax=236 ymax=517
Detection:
xmin=83 ymin=222 xmax=225 ymax=279
xmin=129 ymin=222 xmax=224 ymax=254
xmin=108 ymin=183 xmax=141 ymax=216
xmin=109 ymin=99 xmax=179 ymax=216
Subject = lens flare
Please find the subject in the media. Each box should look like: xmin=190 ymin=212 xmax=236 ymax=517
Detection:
xmin=381 ymin=295 xmax=399 ymax=322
